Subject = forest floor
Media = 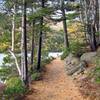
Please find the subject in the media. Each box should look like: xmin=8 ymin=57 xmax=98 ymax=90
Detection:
xmin=24 ymin=58 xmax=88 ymax=100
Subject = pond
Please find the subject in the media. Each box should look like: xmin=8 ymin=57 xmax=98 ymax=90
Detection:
xmin=0 ymin=52 xmax=63 ymax=66
xmin=0 ymin=54 xmax=6 ymax=67
xmin=48 ymin=52 xmax=63 ymax=58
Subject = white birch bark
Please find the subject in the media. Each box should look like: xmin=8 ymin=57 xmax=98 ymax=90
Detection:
xmin=8 ymin=50 xmax=22 ymax=76
xmin=11 ymin=4 xmax=16 ymax=52
xmin=21 ymin=7 xmax=25 ymax=81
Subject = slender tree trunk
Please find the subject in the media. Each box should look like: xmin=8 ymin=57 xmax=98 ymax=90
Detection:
xmin=95 ymin=0 xmax=99 ymax=31
xmin=21 ymin=0 xmax=28 ymax=86
xmin=90 ymin=24 xmax=97 ymax=51
xmin=98 ymin=0 xmax=100 ymax=42
xmin=31 ymin=21 xmax=35 ymax=67
xmin=11 ymin=4 xmax=16 ymax=52
xmin=61 ymin=0 xmax=69 ymax=48
xmin=80 ymin=0 xmax=88 ymax=44
xmin=37 ymin=0 xmax=44 ymax=71
xmin=21 ymin=14 xmax=25 ymax=82
xmin=83 ymin=0 xmax=97 ymax=51
xmin=87 ymin=23 xmax=97 ymax=51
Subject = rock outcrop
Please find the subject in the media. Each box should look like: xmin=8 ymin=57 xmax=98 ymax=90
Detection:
xmin=65 ymin=53 xmax=87 ymax=75
xmin=80 ymin=52 xmax=97 ymax=63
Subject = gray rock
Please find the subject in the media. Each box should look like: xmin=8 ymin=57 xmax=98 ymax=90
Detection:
xmin=80 ymin=52 xmax=97 ymax=63
xmin=66 ymin=65 xmax=81 ymax=75
xmin=66 ymin=61 xmax=86 ymax=75
xmin=65 ymin=53 xmax=80 ymax=65
xmin=65 ymin=53 xmax=87 ymax=75
xmin=65 ymin=53 xmax=74 ymax=64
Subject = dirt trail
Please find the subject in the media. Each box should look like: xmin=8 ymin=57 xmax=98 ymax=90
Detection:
xmin=25 ymin=58 xmax=87 ymax=100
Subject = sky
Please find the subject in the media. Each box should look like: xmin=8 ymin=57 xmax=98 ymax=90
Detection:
xmin=0 ymin=0 xmax=5 ymax=12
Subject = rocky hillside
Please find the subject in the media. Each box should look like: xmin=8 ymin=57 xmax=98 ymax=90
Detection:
xmin=64 ymin=47 xmax=100 ymax=100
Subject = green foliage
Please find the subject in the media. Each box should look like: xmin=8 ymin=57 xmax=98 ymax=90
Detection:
xmin=95 ymin=32 xmax=100 ymax=36
xmin=66 ymin=12 xmax=79 ymax=20
xmin=61 ymin=41 xmax=84 ymax=60
xmin=29 ymin=8 xmax=53 ymax=20
xmin=61 ymin=48 xmax=70 ymax=60
xmin=46 ymin=30 xmax=64 ymax=52
xmin=88 ymin=57 xmax=100 ymax=84
xmin=0 ymin=68 xmax=10 ymax=76
xmin=94 ymin=57 xmax=100 ymax=84
xmin=42 ymin=57 xmax=54 ymax=66
xmin=70 ymin=41 xmax=84 ymax=55
xmin=31 ymin=72 xmax=41 ymax=81
xmin=0 ymin=67 xmax=11 ymax=81
xmin=0 ymin=54 xmax=20 ymax=82
xmin=95 ymin=77 xmax=100 ymax=84
xmin=4 ymin=77 xmax=26 ymax=96
xmin=0 ymin=13 xmax=11 ymax=29
xmin=65 ymin=2 xmax=80 ymax=10
xmin=3 ymin=54 xmax=11 ymax=64
xmin=0 ymin=31 xmax=10 ymax=43
xmin=0 ymin=31 xmax=10 ymax=52
xmin=30 ymin=56 xmax=54 ymax=81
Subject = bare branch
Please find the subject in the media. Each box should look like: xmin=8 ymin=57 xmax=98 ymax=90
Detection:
xmin=8 ymin=49 xmax=22 ymax=76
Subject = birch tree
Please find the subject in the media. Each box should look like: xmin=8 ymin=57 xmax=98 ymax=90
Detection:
xmin=11 ymin=3 xmax=16 ymax=52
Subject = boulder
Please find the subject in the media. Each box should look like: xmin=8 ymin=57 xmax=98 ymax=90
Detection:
xmin=80 ymin=52 xmax=97 ymax=63
xmin=65 ymin=61 xmax=86 ymax=75
xmin=65 ymin=53 xmax=87 ymax=75
xmin=65 ymin=53 xmax=80 ymax=65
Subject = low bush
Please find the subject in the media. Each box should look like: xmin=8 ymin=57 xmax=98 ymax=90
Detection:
xmin=3 ymin=77 xmax=26 ymax=97
xmin=0 ymin=67 xmax=11 ymax=82
xmin=42 ymin=57 xmax=54 ymax=66
xmin=61 ymin=48 xmax=70 ymax=60
xmin=94 ymin=57 xmax=100 ymax=84
xmin=0 ymin=31 xmax=10 ymax=53
xmin=88 ymin=57 xmax=100 ymax=84
xmin=61 ymin=41 xmax=84 ymax=60
xmin=31 ymin=72 xmax=41 ymax=81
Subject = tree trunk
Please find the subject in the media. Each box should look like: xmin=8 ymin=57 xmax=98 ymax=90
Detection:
xmin=31 ymin=21 xmax=35 ymax=67
xmin=37 ymin=0 xmax=44 ymax=71
xmin=61 ymin=0 xmax=69 ymax=48
xmin=98 ymin=0 xmax=100 ymax=42
xmin=21 ymin=0 xmax=28 ymax=86
xmin=95 ymin=0 xmax=99 ymax=31
xmin=11 ymin=4 xmax=16 ymax=52
xmin=90 ymin=24 xmax=97 ymax=51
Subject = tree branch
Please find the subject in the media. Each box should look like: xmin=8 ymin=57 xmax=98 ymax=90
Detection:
xmin=8 ymin=49 xmax=22 ymax=76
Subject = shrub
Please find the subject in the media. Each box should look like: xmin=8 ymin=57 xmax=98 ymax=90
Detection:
xmin=66 ymin=13 xmax=79 ymax=20
xmin=61 ymin=48 xmax=70 ymax=60
xmin=0 ymin=68 xmax=11 ymax=82
xmin=94 ymin=57 xmax=100 ymax=84
xmin=42 ymin=57 xmax=54 ymax=66
xmin=88 ymin=57 xmax=100 ymax=84
xmin=61 ymin=41 xmax=84 ymax=60
xmin=0 ymin=31 xmax=10 ymax=53
xmin=31 ymin=72 xmax=41 ymax=81
xmin=70 ymin=41 xmax=84 ymax=56
xmin=4 ymin=77 xmax=26 ymax=97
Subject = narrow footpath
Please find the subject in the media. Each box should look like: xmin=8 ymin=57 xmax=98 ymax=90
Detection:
xmin=25 ymin=58 xmax=87 ymax=100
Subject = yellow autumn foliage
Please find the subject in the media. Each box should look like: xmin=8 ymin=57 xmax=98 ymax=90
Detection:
xmin=67 ymin=22 xmax=84 ymax=42
xmin=0 ymin=43 xmax=9 ymax=50
xmin=68 ymin=22 xmax=82 ymax=33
